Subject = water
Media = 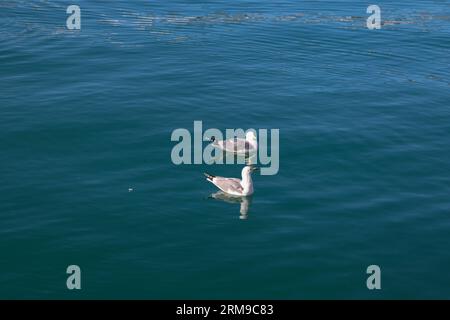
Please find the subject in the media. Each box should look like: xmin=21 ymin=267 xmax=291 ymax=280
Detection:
xmin=1 ymin=0 xmax=450 ymax=299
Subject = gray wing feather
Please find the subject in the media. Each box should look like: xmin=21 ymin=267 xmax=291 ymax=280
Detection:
xmin=217 ymin=139 xmax=255 ymax=154
xmin=212 ymin=177 xmax=243 ymax=194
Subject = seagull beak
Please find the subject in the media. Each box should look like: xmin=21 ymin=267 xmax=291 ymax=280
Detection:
xmin=251 ymin=167 xmax=259 ymax=172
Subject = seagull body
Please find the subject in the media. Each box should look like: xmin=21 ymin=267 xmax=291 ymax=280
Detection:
xmin=204 ymin=166 xmax=258 ymax=196
xmin=210 ymin=131 xmax=257 ymax=155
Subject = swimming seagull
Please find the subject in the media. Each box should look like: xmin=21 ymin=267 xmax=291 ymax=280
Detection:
xmin=204 ymin=166 xmax=258 ymax=196
xmin=210 ymin=131 xmax=257 ymax=156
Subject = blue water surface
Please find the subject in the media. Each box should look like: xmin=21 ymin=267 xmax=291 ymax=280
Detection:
xmin=1 ymin=0 xmax=450 ymax=299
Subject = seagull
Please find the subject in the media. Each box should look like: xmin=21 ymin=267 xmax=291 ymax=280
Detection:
xmin=204 ymin=166 xmax=258 ymax=196
xmin=210 ymin=131 xmax=257 ymax=156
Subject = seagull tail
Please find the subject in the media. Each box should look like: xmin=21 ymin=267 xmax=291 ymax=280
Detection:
xmin=204 ymin=172 xmax=215 ymax=182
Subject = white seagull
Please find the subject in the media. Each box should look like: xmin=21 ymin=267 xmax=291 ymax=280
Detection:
xmin=210 ymin=131 xmax=257 ymax=156
xmin=204 ymin=166 xmax=258 ymax=196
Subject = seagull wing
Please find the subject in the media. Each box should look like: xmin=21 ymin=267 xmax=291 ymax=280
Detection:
xmin=211 ymin=177 xmax=243 ymax=195
xmin=216 ymin=138 xmax=255 ymax=154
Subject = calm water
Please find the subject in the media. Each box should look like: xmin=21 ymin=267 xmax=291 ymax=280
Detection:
xmin=1 ymin=0 xmax=450 ymax=299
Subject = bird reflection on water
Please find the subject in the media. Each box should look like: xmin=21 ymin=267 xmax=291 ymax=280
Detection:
xmin=209 ymin=191 xmax=253 ymax=220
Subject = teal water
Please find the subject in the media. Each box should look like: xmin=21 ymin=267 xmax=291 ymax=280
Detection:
xmin=1 ymin=0 xmax=450 ymax=299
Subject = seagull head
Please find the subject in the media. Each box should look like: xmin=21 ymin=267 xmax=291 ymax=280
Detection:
xmin=245 ymin=131 xmax=257 ymax=142
xmin=242 ymin=165 xmax=259 ymax=175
